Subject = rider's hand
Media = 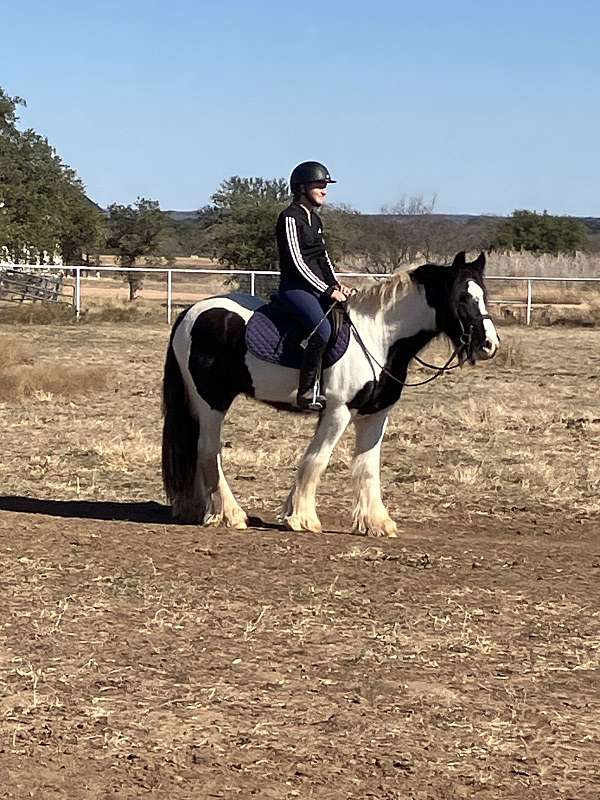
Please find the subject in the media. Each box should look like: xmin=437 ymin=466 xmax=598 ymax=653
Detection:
xmin=330 ymin=288 xmax=347 ymax=303
xmin=339 ymin=284 xmax=354 ymax=297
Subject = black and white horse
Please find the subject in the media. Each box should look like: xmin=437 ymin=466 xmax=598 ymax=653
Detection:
xmin=162 ymin=251 xmax=499 ymax=537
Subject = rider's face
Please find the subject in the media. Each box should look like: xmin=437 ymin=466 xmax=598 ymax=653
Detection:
xmin=304 ymin=181 xmax=328 ymax=207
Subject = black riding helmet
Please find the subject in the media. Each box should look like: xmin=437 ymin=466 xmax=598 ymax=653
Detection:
xmin=290 ymin=161 xmax=336 ymax=192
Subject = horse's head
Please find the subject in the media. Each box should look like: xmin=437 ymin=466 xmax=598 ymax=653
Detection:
xmin=414 ymin=251 xmax=499 ymax=363
xmin=445 ymin=251 xmax=499 ymax=362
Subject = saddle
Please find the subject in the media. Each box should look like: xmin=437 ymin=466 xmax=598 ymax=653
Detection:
xmin=245 ymin=296 xmax=351 ymax=370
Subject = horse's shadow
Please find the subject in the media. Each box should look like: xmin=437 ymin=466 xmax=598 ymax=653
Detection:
xmin=0 ymin=495 xmax=282 ymax=530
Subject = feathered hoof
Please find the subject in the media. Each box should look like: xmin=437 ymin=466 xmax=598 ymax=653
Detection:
xmin=354 ymin=515 xmax=398 ymax=538
xmin=283 ymin=513 xmax=322 ymax=533
xmin=224 ymin=508 xmax=249 ymax=530
xmin=203 ymin=508 xmax=249 ymax=530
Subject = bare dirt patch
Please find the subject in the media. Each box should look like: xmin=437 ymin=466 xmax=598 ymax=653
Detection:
xmin=0 ymin=321 xmax=599 ymax=798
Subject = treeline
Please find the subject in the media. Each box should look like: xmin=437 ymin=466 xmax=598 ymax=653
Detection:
xmin=0 ymin=88 xmax=104 ymax=264
xmin=0 ymin=86 xmax=595 ymax=280
xmin=160 ymin=181 xmax=593 ymax=272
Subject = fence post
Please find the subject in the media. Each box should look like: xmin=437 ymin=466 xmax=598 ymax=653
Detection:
xmin=250 ymin=271 xmax=256 ymax=296
xmin=167 ymin=269 xmax=173 ymax=325
xmin=526 ymin=280 xmax=532 ymax=326
xmin=75 ymin=267 xmax=81 ymax=320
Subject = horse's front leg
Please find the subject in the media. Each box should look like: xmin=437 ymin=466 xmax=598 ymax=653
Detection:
xmin=283 ymin=404 xmax=352 ymax=533
xmin=352 ymin=410 xmax=397 ymax=537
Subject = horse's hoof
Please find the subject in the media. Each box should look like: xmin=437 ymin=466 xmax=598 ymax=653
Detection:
xmin=355 ymin=516 xmax=398 ymax=538
xmin=284 ymin=514 xmax=322 ymax=533
xmin=204 ymin=510 xmax=248 ymax=530
xmin=371 ymin=526 xmax=398 ymax=539
xmin=225 ymin=510 xmax=249 ymax=530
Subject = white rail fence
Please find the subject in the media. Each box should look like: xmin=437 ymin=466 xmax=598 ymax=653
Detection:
xmin=2 ymin=264 xmax=599 ymax=325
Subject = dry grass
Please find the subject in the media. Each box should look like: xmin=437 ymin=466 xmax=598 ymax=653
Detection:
xmin=0 ymin=335 xmax=110 ymax=402
xmin=487 ymin=332 xmax=525 ymax=367
xmin=0 ymin=299 xmax=170 ymax=325
xmin=0 ymin=301 xmax=76 ymax=324
xmin=82 ymin=300 xmax=164 ymax=323
xmin=487 ymin=250 xmax=600 ymax=279
xmin=0 ymin=321 xmax=597 ymax=521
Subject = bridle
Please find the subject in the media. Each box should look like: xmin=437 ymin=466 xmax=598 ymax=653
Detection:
xmin=347 ymin=308 xmax=494 ymax=389
xmin=300 ymin=296 xmax=494 ymax=391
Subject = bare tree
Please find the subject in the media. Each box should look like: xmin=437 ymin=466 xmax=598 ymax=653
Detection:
xmin=380 ymin=193 xmax=437 ymax=218
xmin=360 ymin=194 xmax=438 ymax=274
xmin=357 ymin=196 xmax=502 ymax=272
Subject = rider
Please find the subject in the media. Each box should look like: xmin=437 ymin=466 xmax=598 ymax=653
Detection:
xmin=276 ymin=161 xmax=351 ymax=411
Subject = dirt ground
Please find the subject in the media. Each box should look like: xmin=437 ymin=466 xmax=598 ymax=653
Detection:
xmin=0 ymin=320 xmax=599 ymax=799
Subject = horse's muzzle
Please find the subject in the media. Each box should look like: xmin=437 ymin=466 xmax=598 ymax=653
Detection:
xmin=476 ymin=339 xmax=499 ymax=360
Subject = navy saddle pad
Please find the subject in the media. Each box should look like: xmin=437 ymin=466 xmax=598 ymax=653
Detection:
xmin=246 ymin=299 xmax=351 ymax=370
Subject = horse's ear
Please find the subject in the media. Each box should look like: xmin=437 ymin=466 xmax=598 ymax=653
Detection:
xmin=451 ymin=251 xmax=466 ymax=270
xmin=473 ymin=252 xmax=486 ymax=272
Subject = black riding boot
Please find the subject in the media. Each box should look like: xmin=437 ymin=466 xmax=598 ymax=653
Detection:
xmin=297 ymin=337 xmax=327 ymax=411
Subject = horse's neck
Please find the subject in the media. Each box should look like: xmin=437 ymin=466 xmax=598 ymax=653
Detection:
xmin=350 ymin=286 xmax=438 ymax=354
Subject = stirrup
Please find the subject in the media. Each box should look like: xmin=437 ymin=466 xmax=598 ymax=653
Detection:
xmin=297 ymin=395 xmax=326 ymax=411
xmin=297 ymin=381 xmax=326 ymax=412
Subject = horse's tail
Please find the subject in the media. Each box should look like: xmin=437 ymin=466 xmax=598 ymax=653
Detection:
xmin=161 ymin=310 xmax=199 ymax=519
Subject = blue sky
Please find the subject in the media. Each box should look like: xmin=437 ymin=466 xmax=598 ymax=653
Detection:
xmin=2 ymin=0 xmax=598 ymax=215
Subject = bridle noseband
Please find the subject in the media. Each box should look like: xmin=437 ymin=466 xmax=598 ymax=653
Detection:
xmin=452 ymin=311 xmax=494 ymax=364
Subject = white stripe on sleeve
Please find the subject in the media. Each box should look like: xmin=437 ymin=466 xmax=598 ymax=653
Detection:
xmin=285 ymin=217 xmax=328 ymax=293
xmin=324 ymin=250 xmax=338 ymax=282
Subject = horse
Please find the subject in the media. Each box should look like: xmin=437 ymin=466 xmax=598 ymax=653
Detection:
xmin=161 ymin=251 xmax=499 ymax=537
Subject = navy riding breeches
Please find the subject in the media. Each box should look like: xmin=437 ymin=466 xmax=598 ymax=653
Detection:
xmin=277 ymin=289 xmax=332 ymax=347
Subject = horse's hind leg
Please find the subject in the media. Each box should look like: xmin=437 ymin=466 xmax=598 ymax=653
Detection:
xmin=213 ymin=452 xmax=248 ymax=529
xmin=282 ymin=405 xmax=351 ymax=533
xmin=196 ymin=406 xmax=248 ymax=530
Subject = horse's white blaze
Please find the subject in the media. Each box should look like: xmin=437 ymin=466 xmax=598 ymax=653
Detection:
xmin=466 ymin=280 xmax=499 ymax=355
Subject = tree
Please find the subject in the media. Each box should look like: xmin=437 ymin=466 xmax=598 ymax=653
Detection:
xmin=321 ymin=203 xmax=363 ymax=262
xmin=490 ymin=209 xmax=589 ymax=255
xmin=356 ymin=194 xmax=438 ymax=273
xmin=159 ymin=206 xmax=220 ymax=258
xmin=0 ymin=86 xmax=105 ymax=264
xmin=210 ymin=176 xmax=289 ymax=270
xmin=207 ymin=176 xmax=289 ymax=295
xmin=106 ymin=198 xmax=168 ymax=300
xmin=57 ymin=190 xmax=106 ymax=265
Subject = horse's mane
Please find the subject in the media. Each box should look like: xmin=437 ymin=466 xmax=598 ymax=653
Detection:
xmin=347 ymin=268 xmax=416 ymax=314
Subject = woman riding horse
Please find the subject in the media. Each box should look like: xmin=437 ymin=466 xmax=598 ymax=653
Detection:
xmin=276 ymin=161 xmax=352 ymax=411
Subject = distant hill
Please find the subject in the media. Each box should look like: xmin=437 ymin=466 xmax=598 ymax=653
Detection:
xmin=164 ymin=209 xmax=598 ymax=229
xmin=164 ymin=210 xmax=201 ymax=222
xmin=372 ymin=212 xmax=504 ymax=224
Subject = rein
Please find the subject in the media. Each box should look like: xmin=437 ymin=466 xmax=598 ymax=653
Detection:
xmin=300 ymin=299 xmax=492 ymax=390
xmin=346 ymin=313 xmax=466 ymax=388
xmin=344 ymin=308 xmax=493 ymax=389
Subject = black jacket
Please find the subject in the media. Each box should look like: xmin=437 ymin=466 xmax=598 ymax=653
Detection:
xmin=276 ymin=202 xmax=339 ymax=297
